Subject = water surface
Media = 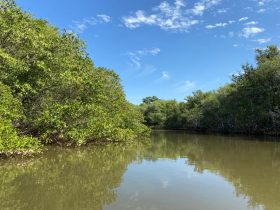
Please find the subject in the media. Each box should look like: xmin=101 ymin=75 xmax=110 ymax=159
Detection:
xmin=1 ymin=131 xmax=280 ymax=210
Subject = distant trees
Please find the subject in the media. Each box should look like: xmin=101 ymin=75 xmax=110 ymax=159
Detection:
xmin=0 ymin=0 xmax=149 ymax=155
xmin=140 ymin=45 xmax=280 ymax=135
xmin=140 ymin=98 xmax=181 ymax=129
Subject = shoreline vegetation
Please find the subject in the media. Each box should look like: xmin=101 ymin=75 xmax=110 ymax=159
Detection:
xmin=0 ymin=0 xmax=149 ymax=156
xmin=1 ymin=0 xmax=279 ymax=157
xmin=139 ymin=46 xmax=280 ymax=137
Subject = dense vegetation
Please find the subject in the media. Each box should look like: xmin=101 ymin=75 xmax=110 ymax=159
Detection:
xmin=0 ymin=83 xmax=41 ymax=154
xmin=140 ymin=45 xmax=280 ymax=135
xmin=1 ymin=0 xmax=279 ymax=156
xmin=0 ymin=0 xmax=149 ymax=156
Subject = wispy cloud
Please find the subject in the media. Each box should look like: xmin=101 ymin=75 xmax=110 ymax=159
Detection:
xmin=217 ymin=8 xmax=227 ymax=13
xmin=258 ymin=0 xmax=266 ymax=6
xmin=257 ymin=8 xmax=266 ymax=13
xmin=205 ymin=20 xmax=235 ymax=29
xmin=191 ymin=0 xmax=222 ymax=16
xmin=123 ymin=0 xmax=221 ymax=32
xmin=245 ymin=21 xmax=258 ymax=25
xmin=159 ymin=71 xmax=170 ymax=80
xmin=137 ymin=65 xmax=157 ymax=77
xmin=136 ymin=48 xmax=161 ymax=56
xmin=128 ymin=48 xmax=161 ymax=69
xmin=254 ymin=0 xmax=278 ymax=13
xmin=239 ymin=17 xmax=249 ymax=22
xmin=70 ymin=14 xmax=111 ymax=33
xmin=96 ymin=14 xmax=111 ymax=23
xmin=241 ymin=26 xmax=265 ymax=38
xmin=175 ymin=80 xmax=196 ymax=93
xmin=256 ymin=38 xmax=271 ymax=44
xmin=204 ymin=17 xmax=260 ymax=32
xmin=123 ymin=11 xmax=158 ymax=29
xmin=257 ymin=0 xmax=272 ymax=6
xmin=128 ymin=52 xmax=141 ymax=68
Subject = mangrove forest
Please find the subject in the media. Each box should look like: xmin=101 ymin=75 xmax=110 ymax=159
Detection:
xmin=0 ymin=0 xmax=149 ymax=156
xmin=140 ymin=46 xmax=280 ymax=135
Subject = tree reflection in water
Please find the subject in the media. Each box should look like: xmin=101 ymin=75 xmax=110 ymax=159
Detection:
xmin=150 ymin=131 xmax=280 ymax=210
xmin=0 ymin=131 xmax=280 ymax=210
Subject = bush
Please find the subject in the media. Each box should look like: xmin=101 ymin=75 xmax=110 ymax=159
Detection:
xmin=0 ymin=83 xmax=41 ymax=155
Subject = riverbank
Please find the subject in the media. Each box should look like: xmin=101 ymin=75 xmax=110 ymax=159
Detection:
xmin=152 ymin=129 xmax=280 ymax=141
xmin=152 ymin=127 xmax=280 ymax=137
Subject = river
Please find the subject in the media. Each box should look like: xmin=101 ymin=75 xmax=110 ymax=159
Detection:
xmin=0 ymin=131 xmax=279 ymax=210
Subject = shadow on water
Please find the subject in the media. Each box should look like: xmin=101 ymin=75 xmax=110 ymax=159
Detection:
xmin=0 ymin=131 xmax=280 ymax=210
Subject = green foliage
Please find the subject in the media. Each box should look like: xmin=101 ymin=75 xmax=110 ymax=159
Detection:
xmin=0 ymin=83 xmax=41 ymax=155
xmin=140 ymin=46 xmax=280 ymax=135
xmin=0 ymin=0 xmax=149 ymax=155
xmin=140 ymin=98 xmax=181 ymax=129
xmin=142 ymin=96 xmax=160 ymax=104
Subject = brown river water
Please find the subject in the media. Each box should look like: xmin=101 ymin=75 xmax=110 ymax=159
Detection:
xmin=0 ymin=131 xmax=280 ymax=210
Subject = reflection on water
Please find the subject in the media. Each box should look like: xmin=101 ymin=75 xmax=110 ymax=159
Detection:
xmin=0 ymin=144 xmax=141 ymax=210
xmin=0 ymin=131 xmax=280 ymax=210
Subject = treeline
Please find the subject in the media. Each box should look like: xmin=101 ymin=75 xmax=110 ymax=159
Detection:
xmin=140 ymin=45 xmax=280 ymax=135
xmin=0 ymin=0 xmax=149 ymax=155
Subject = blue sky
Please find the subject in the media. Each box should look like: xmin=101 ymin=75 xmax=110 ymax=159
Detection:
xmin=16 ymin=0 xmax=280 ymax=104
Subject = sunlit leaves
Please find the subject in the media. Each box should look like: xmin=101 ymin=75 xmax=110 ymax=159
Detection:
xmin=0 ymin=0 xmax=149 ymax=154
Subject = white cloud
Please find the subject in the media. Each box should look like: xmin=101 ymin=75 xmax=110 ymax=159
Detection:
xmin=257 ymin=8 xmax=266 ymax=13
xmin=123 ymin=11 xmax=157 ymax=29
xmin=151 ymin=48 xmax=161 ymax=55
xmin=233 ymin=44 xmax=239 ymax=47
xmin=257 ymin=0 xmax=272 ymax=6
xmin=259 ymin=1 xmax=265 ymax=6
xmin=136 ymin=48 xmax=161 ymax=56
xmin=97 ymin=14 xmax=111 ymax=23
xmin=191 ymin=0 xmax=222 ymax=16
xmin=256 ymin=38 xmax=271 ymax=44
xmin=205 ymin=20 xmax=235 ymax=29
xmin=175 ymin=80 xmax=196 ymax=93
xmin=191 ymin=3 xmax=206 ymax=16
xmin=160 ymin=71 xmax=170 ymax=80
xmin=206 ymin=22 xmax=227 ymax=29
xmin=123 ymin=0 xmax=221 ymax=32
xmin=72 ymin=22 xmax=87 ymax=33
xmin=123 ymin=0 xmax=198 ymax=32
xmin=70 ymin=14 xmax=111 ymax=33
xmin=241 ymin=26 xmax=265 ymax=38
xmin=255 ymin=0 xmax=278 ymax=13
xmin=245 ymin=21 xmax=258 ymax=25
xmin=239 ymin=17 xmax=249 ymax=22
